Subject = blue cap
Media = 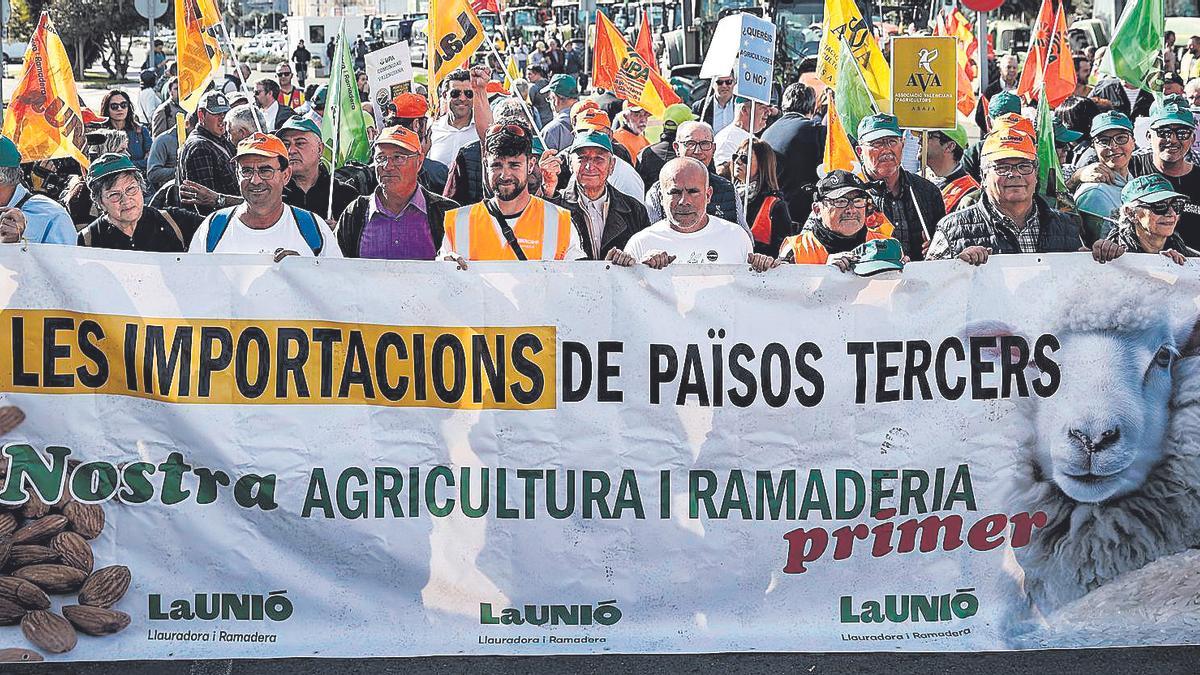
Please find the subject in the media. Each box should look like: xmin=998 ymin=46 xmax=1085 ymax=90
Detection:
xmin=988 ymin=91 xmax=1022 ymax=119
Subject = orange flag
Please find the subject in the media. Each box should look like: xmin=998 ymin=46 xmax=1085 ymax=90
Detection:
xmin=934 ymin=8 xmax=977 ymax=117
xmin=1040 ymin=4 xmax=1078 ymax=108
xmin=1 ymin=14 xmax=89 ymax=167
xmin=593 ymin=12 xmax=680 ymax=117
xmin=1016 ymin=0 xmax=1055 ymax=103
xmin=822 ymin=103 xmax=859 ymax=174
xmin=635 ymin=9 xmax=659 ymax=75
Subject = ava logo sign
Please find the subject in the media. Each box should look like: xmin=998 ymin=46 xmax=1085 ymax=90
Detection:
xmin=890 ymin=36 xmax=957 ymax=130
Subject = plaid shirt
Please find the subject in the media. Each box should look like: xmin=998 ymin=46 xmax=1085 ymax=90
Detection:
xmin=179 ymin=127 xmax=238 ymax=215
xmin=1001 ymin=199 xmax=1042 ymax=253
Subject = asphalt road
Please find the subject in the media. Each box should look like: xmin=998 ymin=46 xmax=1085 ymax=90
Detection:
xmin=8 ymin=647 xmax=1198 ymax=674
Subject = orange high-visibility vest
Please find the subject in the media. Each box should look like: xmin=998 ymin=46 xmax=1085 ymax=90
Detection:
xmin=443 ymin=196 xmax=574 ymax=261
xmin=941 ymin=174 xmax=980 ymax=213
xmin=614 ymin=128 xmax=649 ymax=166
xmin=780 ymin=215 xmax=895 ymax=265
xmin=750 ymin=195 xmax=779 ymax=246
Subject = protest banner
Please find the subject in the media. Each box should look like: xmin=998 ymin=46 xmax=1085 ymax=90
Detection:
xmin=890 ymin=36 xmax=957 ymax=130
xmin=734 ymin=14 xmax=775 ymax=105
xmin=0 ymin=247 xmax=1198 ymax=660
xmin=364 ymin=41 xmax=414 ymax=126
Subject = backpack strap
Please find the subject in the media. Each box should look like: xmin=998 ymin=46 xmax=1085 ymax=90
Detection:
xmin=205 ymin=206 xmax=238 ymax=253
xmin=290 ymin=206 xmax=324 ymax=255
xmin=157 ymin=209 xmax=186 ymax=248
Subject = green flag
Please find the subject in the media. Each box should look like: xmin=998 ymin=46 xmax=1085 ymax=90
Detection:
xmin=1036 ymin=84 xmax=1067 ymax=204
xmin=1102 ymin=0 xmax=1164 ymax=92
xmin=321 ymin=23 xmax=370 ymax=170
xmin=835 ymin=39 xmax=878 ymax=144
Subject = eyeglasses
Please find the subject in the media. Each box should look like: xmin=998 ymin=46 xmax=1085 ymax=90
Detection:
xmin=823 ymin=196 xmax=869 ymax=209
xmin=487 ymin=123 xmax=526 ymax=137
xmin=108 ymin=101 xmax=129 ymax=110
xmin=732 ymin=153 xmax=748 ymax=163
xmin=988 ymin=161 xmax=1037 ymax=177
xmin=1153 ymin=127 xmax=1194 ymax=141
xmin=1093 ymin=132 xmax=1133 ymax=148
xmin=1140 ymin=198 xmax=1187 ymax=215
xmin=449 ymin=89 xmax=475 ymax=99
xmin=715 ymin=78 xmax=734 ymax=86
xmin=102 ymin=183 xmax=142 ymax=204
xmin=237 ymin=166 xmax=280 ymax=180
xmin=680 ymin=140 xmax=714 ymax=151
xmin=373 ymin=152 xmax=419 ymax=166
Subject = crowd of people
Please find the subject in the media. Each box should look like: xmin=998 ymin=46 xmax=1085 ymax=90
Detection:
xmin=2 ymin=26 xmax=1197 ymax=277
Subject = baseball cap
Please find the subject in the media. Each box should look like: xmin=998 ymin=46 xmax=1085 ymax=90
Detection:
xmin=931 ymin=122 xmax=969 ymax=149
xmin=1149 ymin=94 xmax=1196 ymax=129
xmin=851 ymin=238 xmax=904 ymax=276
xmin=276 ymin=116 xmax=322 ymax=138
xmin=391 ymin=92 xmax=428 ymax=118
xmin=374 ymin=125 xmax=422 ymax=153
xmin=547 ymin=74 xmax=580 ymax=98
xmin=199 ymin=91 xmax=231 ymax=114
xmin=1090 ymin=111 xmax=1134 ymax=137
xmin=981 ymin=127 xmax=1037 ymax=161
xmin=570 ymin=99 xmax=600 ymax=121
xmin=86 ymin=153 xmax=138 ymax=185
xmin=991 ymin=113 xmax=1036 ymax=137
xmin=857 ymin=113 xmax=902 ymax=144
xmin=815 ymin=170 xmax=871 ymax=200
xmin=1164 ymin=72 xmax=1186 ymax=88
xmin=988 ymin=91 xmax=1022 ymax=119
xmin=1122 ymin=174 xmax=1187 ymax=204
xmin=575 ymin=108 xmax=612 ymax=132
xmin=569 ymin=130 xmax=614 ymax=154
xmin=0 ymin=136 xmax=20 ymax=167
xmin=234 ymin=133 xmax=288 ymax=160
xmin=1053 ymin=121 xmax=1083 ymax=144
xmin=662 ymin=103 xmax=697 ymax=130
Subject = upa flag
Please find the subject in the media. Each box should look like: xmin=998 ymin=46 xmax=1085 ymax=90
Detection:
xmin=196 ymin=0 xmax=222 ymax=28
xmin=817 ymin=0 xmax=891 ymax=108
xmin=1103 ymin=0 xmax=1164 ymax=92
xmin=322 ymin=24 xmax=371 ymax=169
xmin=592 ymin=12 xmax=680 ymax=118
xmin=635 ymin=9 xmax=659 ymax=75
xmin=175 ymin=0 xmax=222 ymax=112
xmin=1 ymin=14 xmax=88 ymax=167
xmin=428 ymin=0 xmax=485 ymax=103
xmin=1016 ymin=0 xmax=1054 ymax=102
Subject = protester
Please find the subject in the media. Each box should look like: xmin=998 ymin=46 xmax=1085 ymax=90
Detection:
xmin=855 ymin=113 xmax=945 ymax=261
xmin=136 ymin=70 xmax=161 ymax=127
xmin=777 ymin=170 xmax=894 ymax=265
xmin=713 ymin=98 xmax=769 ymax=168
xmin=554 ymin=130 xmax=651 ymax=260
xmin=636 ymin=103 xmax=695 ymax=188
xmin=1183 ymin=36 xmax=1200 ymax=81
xmin=444 ymin=97 xmax=532 ymax=206
xmin=611 ymin=158 xmax=774 ymax=271
xmin=178 ymin=92 xmax=239 ymax=216
xmin=541 ymin=75 xmax=581 ymax=151
xmin=189 ymin=133 xmax=340 ymax=258
xmin=221 ymin=64 xmax=252 ymax=96
xmin=571 ymin=108 xmax=644 ymax=200
xmin=545 ymin=38 xmax=565 ymax=74
xmin=334 ymin=126 xmax=459 ymax=259
xmin=100 ymin=89 xmax=153 ymax=171
xmin=1127 ymin=95 xmax=1200 ymax=248
xmin=1072 ymin=54 xmax=1092 ymax=98
xmin=1096 ymin=174 xmax=1195 ymax=263
xmin=613 ymin=102 xmax=650 ymax=166
xmin=761 ymin=83 xmax=823 ymax=227
xmin=147 ymin=112 xmax=196 ymax=193
xmin=645 ymin=121 xmax=745 ymax=229
xmin=275 ymin=117 xmax=358 ymax=222
xmin=526 ymin=64 xmax=554 ymax=128
xmin=0 ymin=138 xmax=75 ymax=245
xmin=78 ymin=153 xmax=203 ymax=251
xmin=722 ymin=138 xmax=792 ymax=256
xmin=255 ymin=79 xmax=297 ymax=131
xmin=439 ymin=122 xmax=585 ymax=263
xmin=144 ymin=39 xmax=167 ymax=76
xmin=151 ymin=77 xmax=184 ymax=137
xmin=1055 ymin=96 xmax=1102 ymax=169
xmin=924 ymin=126 xmax=979 ymax=213
xmin=276 ymin=63 xmax=306 ymax=109
xmin=227 ymin=105 xmax=266 ymax=146
xmin=963 ymin=91 xmax=1022 ymax=181
xmin=1187 ymin=78 xmax=1200 ymax=109
xmin=1090 ymin=71 xmax=1154 ymax=121
xmin=694 ymin=75 xmax=736 ymax=136
xmin=928 ymin=127 xmax=1081 ymax=264
xmin=428 ymin=70 xmax=484 ymax=169
xmin=1074 ymin=112 xmax=1136 ymax=245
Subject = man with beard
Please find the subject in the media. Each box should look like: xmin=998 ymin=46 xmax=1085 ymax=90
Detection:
xmin=855 ymin=113 xmax=945 ymax=261
xmin=439 ymin=123 xmax=586 ymax=264
xmin=644 ymin=121 xmax=745 ymax=229
xmin=927 ymin=126 xmax=1080 ymax=264
xmin=777 ymin=170 xmax=895 ymax=265
xmin=1127 ymin=95 xmax=1200 ymax=248
xmin=612 ymin=102 xmax=650 ymax=166
xmin=1074 ymin=112 xmax=1136 ymax=244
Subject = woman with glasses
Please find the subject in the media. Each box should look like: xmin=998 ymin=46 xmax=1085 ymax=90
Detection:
xmin=1075 ymin=112 xmax=1137 ymax=245
xmin=100 ymin=89 xmax=153 ymax=172
xmin=1092 ymin=174 xmax=1195 ymax=264
xmin=720 ymin=139 xmax=793 ymax=255
xmin=77 ymin=153 xmax=202 ymax=252
xmin=1128 ymin=95 xmax=1200 ymax=249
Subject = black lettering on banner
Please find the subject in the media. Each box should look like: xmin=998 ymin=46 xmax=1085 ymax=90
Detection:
xmin=794 ymin=342 xmax=823 ymax=407
xmin=77 ymin=320 xmax=108 ymax=388
xmin=339 ymin=330 xmax=375 ymax=399
xmin=235 ymin=327 xmax=270 ymax=399
xmin=43 ymin=317 xmax=74 ymax=388
xmin=311 ymin=328 xmax=342 ymax=398
xmin=904 ymin=340 xmax=933 ymax=401
xmin=678 ymin=344 xmax=709 ymax=406
xmin=432 ymin=334 xmax=466 ymax=403
xmin=276 ymin=328 xmax=311 ymax=398
xmin=198 ymin=326 xmax=233 ymax=397
xmin=597 ymin=341 xmax=623 ymax=403
xmin=472 ymin=334 xmax=505 ymax=404
xmin=510 ymin=333 xmax=544 ymax=405
xmin=875 ymin=341 xmax=903 ymax=403
xmin=561 ymin=341 xmax=592 ymax=403
xmin=761 ymin=343 xmax=790 ymax=408
xmin=727 ymin=343 xmax=757 ymax=407
xmin=1032 ymin=334 xmax=1061 ymax=397
xmin=12 ymin=317 xmax=38 ymax=386
xmin=412 ymin=333 xmax=428 ymax=401
xmin=969 ymin=336 xmax=998 ymax=400
xmin=123 ymin=323 xmax=138 ymax=390
xmin=846 ymin=342 xmax=874 ymax=404
xmin=649 ymin=344 xmax=677 ymax=405
xmin=375 ymin=332 xmax=409 ymax=402
xmin=935 ymin=338 xmax=966 ymax=400
xmin=1000 ymin=335 xmax=1030 ymax=398
xmin=143 ymin=325 xmax=193 ymax=397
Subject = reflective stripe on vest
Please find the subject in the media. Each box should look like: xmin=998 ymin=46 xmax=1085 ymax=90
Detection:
xmin=540 ymin=198 xmax=560 ymax=260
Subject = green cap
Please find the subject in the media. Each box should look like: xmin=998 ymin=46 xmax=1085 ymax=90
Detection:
xmin=857 ymin=113 xmax=902 ymax=144
xmin=0 ymin=136 xmax=20 ymax=167
xmin=547 ymin=74 xmax=579 ymax=98
xmin=277 ymin=116 xmax=321 ymax=138
xmin=932 ymin=122 xmax=969 ymax=149
xmin=569 ymin=130 xmax=613 ymax=154
xmin=851 ymin=238 xmax=904 ymax=276
xmin=312 ymin=85 xmax=328 ymax=107
xmin=1090 ymin=111 xmax=1134 ymax=137
xmin=1149 ymin=94 xmax=1196 ymax=129
xmin=1053 ymin=121 xmax=1083 ymax=144
xmin=662 ymin=103 xmax=697 ymax=129
xmin=86 ymin=153 xmax=138 ymax=186
xmin=1121 ymin=174 xmax=1187 ymax=204
xmin=988 ymin=91 xmax=1022 ymax=119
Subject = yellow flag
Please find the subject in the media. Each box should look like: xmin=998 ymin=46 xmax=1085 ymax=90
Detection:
xmin=1 ymin=14 xmax=89 ymax=167
xmin=817 ymin=0 xmax=891 ymax=108
xmin=427 ymin=0 xmax=485 ymax=104
xmin=502 ymin=55 xmax=520 ymax=90
xmin=196 ymin=0 xmax=222 ymax=29
xmin=175 ymin=0 xmax=222 ymax=112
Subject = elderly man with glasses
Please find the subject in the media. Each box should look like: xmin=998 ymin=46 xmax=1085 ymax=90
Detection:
xmin=1126 ymin=95 xmax=1200 ymax=249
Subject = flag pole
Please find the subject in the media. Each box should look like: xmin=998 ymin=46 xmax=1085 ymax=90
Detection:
xmin=212 ymin=2 xmax=265 ymax=132
xmin=327 ymin=20 xmax=345 ymax=225
xmin=743 ymin=100 xmax=754 ymax=223
xmin=484 ymin=36 xmax=547 ymax=145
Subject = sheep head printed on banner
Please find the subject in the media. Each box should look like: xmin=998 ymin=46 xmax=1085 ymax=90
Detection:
xmin=972 ymin=272 xmax=1200 ymax=636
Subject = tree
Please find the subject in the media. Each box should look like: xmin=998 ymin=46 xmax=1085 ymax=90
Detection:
xmin=48 ymin=0 xmax=143 ymax=79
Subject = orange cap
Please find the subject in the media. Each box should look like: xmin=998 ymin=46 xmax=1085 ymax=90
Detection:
xmin=234 ymin=133 xmax=288 ymax=160
xmin=374 ymin=125 xmax=422 ymax=153
xmin=391 ymin=92 xmax=428 ymax=118
xmin=570 ymin=99 xmax=600 ymax=121
xmin=574 ymin=108 xmax=612 ymax=131
xmin=981 ymin=127 xmax=1037 ymax=162
xmin=991 ymin=113 xmax=1036 ymax=137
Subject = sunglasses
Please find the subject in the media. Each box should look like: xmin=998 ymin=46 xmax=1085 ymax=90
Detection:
xmin=108 ymin=101 xmax=129 ymax=110
xmin=277 ymin=71 xmax=292 ymax=76
xmin=715 ymin=79 xmax=734 ymax=86
xmin=487 ymin=123 xmax=526 ymax=137
xmin=449 ymin=90 xmax=475 ymax=99
xmin=1141 ymin=198 xmax=1187 ymax=215
xmin=1153 ymin=127 xmax=1194 ymax=141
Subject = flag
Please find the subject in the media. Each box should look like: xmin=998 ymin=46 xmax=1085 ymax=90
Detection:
xmin=1016 ymin=0 xmax=1055 ymax=102
xmin=321 ymin=24 xmax=370 ymax=170
xmin=1017 ymin=0 xmax=1075 ymax=108
xmin=635 ymin=9 xmax=659 ymax=75
xmin=470 ymin=0 xmax=501 ymax=13
xmin=1 ymin=14 xmax=88 ymax=167
xmin=196 ymin=0 xmax=222 ymax=29
xmin=593 ymin=12 xmax=680 ymax=117
xmin=1035 ymin=85 xmax=1068 ymax=202
xmin=1102 ymin=0 xmax=1164 ymax=92
xmin=817 ymin=0 xmax=891 ymax=108
xmin=428 ymin=0 xmax=486 ymax=103
xmin=933 ymin=7 xmax=978 ymax=117
xmin=823 ymin=103 xmax=859 ymax=173
xmin=834 ymin=39 xmax=877 ymax=144
xmin=501 ymin=54 xmax=520 ymax=93
xmin=175 ymin=0 xmax=222 ymax=112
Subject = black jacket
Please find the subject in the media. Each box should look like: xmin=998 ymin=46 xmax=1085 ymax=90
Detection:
xmin=636 ymin=139 xmax=676 ymax=188
xmin=554 ymin=185 xmax=652 ymax=260
xmin=928 ymin=193 xmax=1082 ymax=259
xmin=334 ymin=187 xmax=459 ymax=258
xmin=760 ymin=113 xmax=825 ymax=226
xmin=1089 ymin=77 xmax=1154 ymax=120
xmin=271 ymin=104 xmax=297 ymax=131
xmin=874 ymin=170 xmax=946 ymax=262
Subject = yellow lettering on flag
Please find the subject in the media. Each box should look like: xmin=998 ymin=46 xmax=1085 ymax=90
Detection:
xmin=175 ymin=0 xmax=222 ymax=113
xmin=817 ymin=0 xmax=891 ymax=109
xmin=427 ymin=0 xmax=485 ymax=104
xmin=1 ymin=14 xmax=89 ymax=168
xmin=592 ymin=12 xmax=680 ymax=118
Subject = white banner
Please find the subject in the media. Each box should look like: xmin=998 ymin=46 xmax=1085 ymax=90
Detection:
xmin=364 ymin=41 xmax=413 ymax=126
xmin=0 ymin=246 xmax=1199 ymax=661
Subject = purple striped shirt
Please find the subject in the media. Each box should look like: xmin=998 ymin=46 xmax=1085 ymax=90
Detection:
xmin=358 ymin=188 xmax=437 ymax=260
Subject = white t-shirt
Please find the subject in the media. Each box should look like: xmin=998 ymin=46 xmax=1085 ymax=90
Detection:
xmin=428 ymin=116 xmax=479 ymax=169
xmin=189 ymin=205 xmax=343 ymax=258
xmin=609 ymin=156 xmax=645 ymax=201
xmin=624 ymin=216 xmax=751 ymax=265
